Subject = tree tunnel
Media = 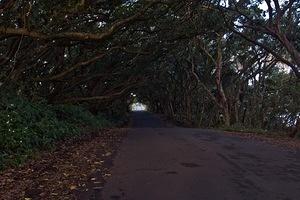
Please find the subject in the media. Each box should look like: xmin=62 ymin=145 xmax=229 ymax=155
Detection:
xmin=1 ymin=0 xmax=300 ymax=192
xmin=0 ymin=0 xmax=299 ymax=132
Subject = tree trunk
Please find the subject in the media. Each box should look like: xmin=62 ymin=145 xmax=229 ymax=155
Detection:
xmin=215 ymin=35 xmax=230 ymax=126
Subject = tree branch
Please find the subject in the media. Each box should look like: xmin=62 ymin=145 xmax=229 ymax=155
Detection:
xmin=0 ymin=2 xmax=156 ymax=42
xmin=232 ymin=29 xmax=300 ymax=78
xmin=57 ymin=81 xmax=142 ymax=103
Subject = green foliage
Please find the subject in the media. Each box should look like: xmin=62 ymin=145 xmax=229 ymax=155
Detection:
xmin=53 ymin=104 xmax=111 ymax=128
xmin=263 ymin=71 xmax=300 ymax=129
xmin=0 ymin=93 xmax=111 ymax=170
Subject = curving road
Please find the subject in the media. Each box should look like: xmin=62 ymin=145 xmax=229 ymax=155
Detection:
xmin=102 ymin=111 xmax=300 ymax=200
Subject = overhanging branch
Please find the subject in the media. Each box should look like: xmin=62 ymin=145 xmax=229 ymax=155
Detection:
xmin=0 ymin=2 xmax=156 ymax=42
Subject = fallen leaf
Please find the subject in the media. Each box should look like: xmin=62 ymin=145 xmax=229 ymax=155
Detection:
xmin=70 ymin=185 xmax=77 ymax=190
xmin=63 ymin=173 xmax=69 ymax=177
xmin=104 ymin=152 xmax=112 ymax=156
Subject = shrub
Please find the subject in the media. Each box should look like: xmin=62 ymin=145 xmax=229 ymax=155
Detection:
xmin=52 ymin=104 xmax=112 ymax=128
xmin=0 ymin=93 xmax=111 ymax=170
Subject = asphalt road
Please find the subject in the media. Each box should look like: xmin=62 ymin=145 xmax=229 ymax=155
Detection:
xmin=102 ymin=111 xmax=300 ymax=200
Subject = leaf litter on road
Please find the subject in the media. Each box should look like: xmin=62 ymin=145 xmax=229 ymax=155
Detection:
xmin=0 ymin=128 xmax=127 ymax=200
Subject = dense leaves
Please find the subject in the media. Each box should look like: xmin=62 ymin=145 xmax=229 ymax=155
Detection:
xmin=0 ymin=93 xmax=111 ymax=170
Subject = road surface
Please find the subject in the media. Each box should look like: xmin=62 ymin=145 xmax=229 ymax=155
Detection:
xmin=102 ymin=111 xmax=300 ymax=200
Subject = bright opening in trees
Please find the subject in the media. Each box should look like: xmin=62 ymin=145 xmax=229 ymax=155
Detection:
xmin=130 ymin=103 xmax=148 ymax=111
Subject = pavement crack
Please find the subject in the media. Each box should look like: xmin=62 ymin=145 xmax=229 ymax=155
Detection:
xmin=216 ymin=152 xmax=246 ymax=173
xmin=180 ymin=162 xmax=201 ymax=168
xmin=135 ymin=168 xmax=164 ymax=172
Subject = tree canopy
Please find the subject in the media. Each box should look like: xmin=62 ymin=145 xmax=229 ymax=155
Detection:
xmin=1 ymin=0 xmax=299 ymax=132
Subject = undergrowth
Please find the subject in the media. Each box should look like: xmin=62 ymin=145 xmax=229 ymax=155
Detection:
xmin=0 ymin=94 xmax=112 ymax=170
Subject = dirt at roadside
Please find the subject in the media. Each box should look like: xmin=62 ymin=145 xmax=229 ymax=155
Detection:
xmin=223 ymin=130 xmax=300 ymax=151
xmin=0 ymin=128 xmax=127 ymax=200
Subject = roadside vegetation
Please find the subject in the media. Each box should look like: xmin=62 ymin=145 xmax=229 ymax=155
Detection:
xmin=0 ymin=92 xmax=113 ymax=170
